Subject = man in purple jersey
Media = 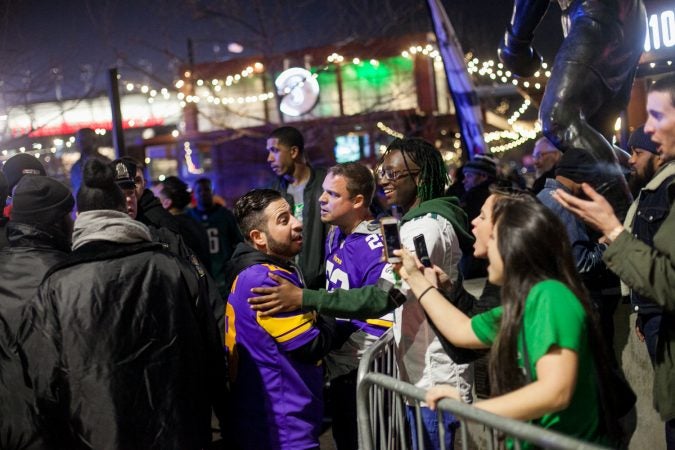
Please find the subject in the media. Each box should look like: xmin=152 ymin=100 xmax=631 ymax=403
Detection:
xmin=319 ymin=162 xmax=393 ymax=450
xmin=224 ymin=188 xmax=338 ymax=450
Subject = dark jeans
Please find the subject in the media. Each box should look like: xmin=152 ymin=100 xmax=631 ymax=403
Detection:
xmin=637 ymin=313 xmax=662 ymax=365
xmin=405 ymin=405 xmax=459 ymax=450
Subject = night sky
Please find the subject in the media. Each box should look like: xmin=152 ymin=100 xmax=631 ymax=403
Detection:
xmin=0 ymin=0 xmax=564 ymax=105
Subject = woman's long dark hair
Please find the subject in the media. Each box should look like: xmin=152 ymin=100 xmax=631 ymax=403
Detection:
xmin=488 ymin=200 xmax=620 ymax=437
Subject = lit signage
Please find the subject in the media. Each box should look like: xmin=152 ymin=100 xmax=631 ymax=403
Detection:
xmin=644 ymin=9 xmax=675 ymax=52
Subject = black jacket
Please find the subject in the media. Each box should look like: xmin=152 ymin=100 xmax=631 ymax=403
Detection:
xmin=19 ymin=240 xmax=227 ymax=450
xmin=0 ymin=216 xmax=8 ymax=250
xmin=269 ymin=166 xmax=329 ymax=289
xmin=0 ymin=222 xmax=69 ymax=450
xmin=136 ymin=189 xmax=181 ymax=234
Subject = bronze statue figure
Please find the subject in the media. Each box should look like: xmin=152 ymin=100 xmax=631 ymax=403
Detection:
xmin=499 ymin=0 xmax=647 ymax=219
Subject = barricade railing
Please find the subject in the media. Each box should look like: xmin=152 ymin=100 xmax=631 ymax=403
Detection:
xmin=356 ymin=329 xmax=609 ymax=450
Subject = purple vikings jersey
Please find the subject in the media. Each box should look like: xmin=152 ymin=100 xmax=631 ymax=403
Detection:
xmin=225 ymin=263 xmax=323 ymax=450
xmin=324 ymin=222 xmax=393 ymax=379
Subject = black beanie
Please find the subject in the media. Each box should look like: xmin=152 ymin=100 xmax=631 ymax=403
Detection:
xmin=10 ymin=176 xmax=74 ymax=224
xmin=628 ymin=126 xmax=658 ymax=154
xmin=2 ymin=153 xmax=47 ymax=192
xmin=554 ymin=148 xmax=600 ymax=183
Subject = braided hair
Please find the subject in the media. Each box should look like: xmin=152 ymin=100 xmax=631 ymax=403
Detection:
xmin=380 ymin=138 xmax=448 ymax=202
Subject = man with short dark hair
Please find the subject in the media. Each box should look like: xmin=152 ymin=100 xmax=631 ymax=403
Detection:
xmin=267 ymin=126 xmax=328 ymax=289
xmin=225 ymin=188 xmax=337 ymax=450
xmin=187 ymin=177 xmax=242 ymax=297
xmin=1 ymin=175 xmax=74 ymax=449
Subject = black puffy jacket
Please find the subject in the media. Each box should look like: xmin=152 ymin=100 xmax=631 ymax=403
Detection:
xmin=0 ymin=222 xmax=69 ymax=450
xmin=20 ymin=240 xmax=227 ymax=450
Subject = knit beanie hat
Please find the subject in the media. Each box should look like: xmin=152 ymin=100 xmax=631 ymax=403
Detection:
xmin=463 ymin=155 xmax=497 ymax=178
xmin=554 ymin=148 xmax=599 ymax=183
xmin=627 ymin=126 xmax=658 ymax=154
xmin=2 ymin=153 xmax=47 ymax=192
xmin=10 ymin=175 xmax=74 ymax=224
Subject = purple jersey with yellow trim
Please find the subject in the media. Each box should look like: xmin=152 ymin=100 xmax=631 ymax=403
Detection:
xmin=226 ymin=262 xmax=323 ymax=450
xmin=324 ymin=222 xmax=393 ymax=379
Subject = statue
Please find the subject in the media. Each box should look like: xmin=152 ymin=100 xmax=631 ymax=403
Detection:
xmin=499 ymin=0 xmax=647 ymax=219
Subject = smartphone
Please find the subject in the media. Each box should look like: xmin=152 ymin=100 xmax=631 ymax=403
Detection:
xmin=413 ymin=234 xmax=432 ymax=268
xmin=380 ymin=217 xmax=402 ymax=263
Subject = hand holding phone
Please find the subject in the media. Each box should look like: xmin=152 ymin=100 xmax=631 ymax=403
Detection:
xmin=413 ymin=234 xmax=432 ymax=268
xmin=380 ymin=217 xmax=401 ymax=263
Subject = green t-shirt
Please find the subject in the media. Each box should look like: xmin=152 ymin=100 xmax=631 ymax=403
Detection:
xmin=471 ymin=280 xmax=604 ymax=446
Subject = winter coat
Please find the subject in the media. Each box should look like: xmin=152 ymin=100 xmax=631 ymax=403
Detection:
xmin=604 ymin=178 xmax=675 ymax=422
xmin=0 ymin=222 xmax=69 ymax=450
xmin=19 ymin=240 xmax=227 ymax=450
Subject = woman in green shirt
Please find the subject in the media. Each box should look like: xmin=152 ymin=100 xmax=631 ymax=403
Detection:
xmin=396 ymin=199 xmax=617 ymax=445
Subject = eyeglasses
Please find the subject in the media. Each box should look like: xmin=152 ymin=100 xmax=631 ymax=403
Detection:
xmin=376 ymin=168 xmax=420 ymax=181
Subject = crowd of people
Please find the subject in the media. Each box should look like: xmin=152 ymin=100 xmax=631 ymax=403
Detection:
xmin=0 ymin=74 xmax=674 ymax=450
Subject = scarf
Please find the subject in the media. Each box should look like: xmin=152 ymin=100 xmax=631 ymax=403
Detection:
xmin=72 ymin=210 xmax=152 ymax=250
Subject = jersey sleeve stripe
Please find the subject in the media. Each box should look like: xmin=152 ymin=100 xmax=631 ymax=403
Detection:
xmin=257 ymin=313 xmax=315 ymax=343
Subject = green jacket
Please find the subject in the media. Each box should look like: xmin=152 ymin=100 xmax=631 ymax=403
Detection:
xmin=603 ymin=180 xmax=675 ymax=421
xmin=302 ymin=197 xmax=473 ymax=318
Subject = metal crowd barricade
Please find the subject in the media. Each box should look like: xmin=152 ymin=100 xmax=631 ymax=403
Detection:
xmin=356 ymin=329 xmax=609 ymax=450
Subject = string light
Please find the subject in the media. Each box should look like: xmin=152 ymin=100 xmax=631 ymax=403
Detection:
xmin=507 ymin=99 xmax=531 ymax=125
xmin=376 ymin=121 xmax=404 ymax=139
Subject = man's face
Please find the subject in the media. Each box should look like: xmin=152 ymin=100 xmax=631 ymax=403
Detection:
xmin=463 ymin=170 xmax=487 ymax=191
xmin=645 ymin=90 xmax=675 ymax=163
xmin=262 ymin=198 xmax=303 ymax=259
xmin=532 ymin=139 xmax=560 ymax=176
xmin=122 ymin=186 xmax=138 ymax=219
xmin=628 ymin=147 xmax=659 ymax=190
xmin=266 ymin=138 xmax=296 ymax=177
xmin=471 ymin=194 xmax=496 ymax=259
xmin=318 ymin=173 xmax=357 ymax=227
xmin=377 ymin=150 xmax=420 ymax=213
xmin=194 ymin=181 xmax=214 ymax=210
xmin=134 ymin=168 xmax=145 ymax=199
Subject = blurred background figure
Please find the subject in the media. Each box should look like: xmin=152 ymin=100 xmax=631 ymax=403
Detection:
xmin=531 ymin=137 xmax=561 ymax=194
xmin=188 ymin=177 xmax=243 ymax=298
xmin=155 ymin=176 xmax=211 ymax=271
xmin=69 ymin=128 xmax=110 ymax=195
